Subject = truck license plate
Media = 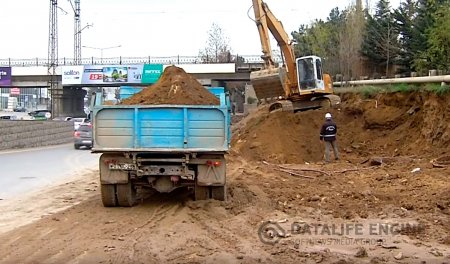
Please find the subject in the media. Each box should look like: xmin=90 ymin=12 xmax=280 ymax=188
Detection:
xmin=109 ymin=163 xmax=136 ymax=170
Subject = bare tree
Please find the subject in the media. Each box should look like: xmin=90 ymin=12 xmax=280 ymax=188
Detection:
xmin=339 ymin=4 xmax=365 ymax=79
xmin=199 ymin=23 xmax=232 ymax=63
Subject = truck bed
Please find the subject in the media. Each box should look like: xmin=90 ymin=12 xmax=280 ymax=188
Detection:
xmin=92 ymin=105 xmax=229 ymax=153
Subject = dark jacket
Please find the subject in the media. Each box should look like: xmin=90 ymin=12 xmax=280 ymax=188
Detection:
xmin=320 ymin=119 xmax=337 ymax=141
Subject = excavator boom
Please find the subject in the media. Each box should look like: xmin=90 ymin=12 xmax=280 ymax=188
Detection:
xmin=251 ymin=0 xmax=297 ymax=100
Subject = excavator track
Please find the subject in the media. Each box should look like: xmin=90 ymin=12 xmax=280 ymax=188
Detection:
xmin=268 ymin=95 xmax=341 ymax=113
xmin=268 ymin=100 xmax=294 ymax=112
xmin=313 ymin=94 xmax=341 ymax=109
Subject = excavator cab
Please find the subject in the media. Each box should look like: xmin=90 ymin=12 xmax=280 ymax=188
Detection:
xmin=297 ymin=56 xmax=325 ymax=91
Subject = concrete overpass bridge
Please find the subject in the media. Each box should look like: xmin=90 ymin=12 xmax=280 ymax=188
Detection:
xmin=0 ymin=56 xmax=268 ymax=117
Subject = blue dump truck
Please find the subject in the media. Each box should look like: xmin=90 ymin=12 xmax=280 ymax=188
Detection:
xmin=91 ymin=87 xmax=231 ymax=207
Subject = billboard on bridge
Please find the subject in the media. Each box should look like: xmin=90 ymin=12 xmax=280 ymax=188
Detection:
xmin=62 ymin=66 xmax=83 ymax=85
xmin=0 ymin=67 xmax=12 ymax=86
xmin=61 ymin=64 xmax=161 ymax=85
xmin=142 ymin=64 xmax=163 ymax=84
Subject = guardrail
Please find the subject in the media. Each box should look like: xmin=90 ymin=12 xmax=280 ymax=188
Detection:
xmin=0 ymin=55 xmax=282 ymax=67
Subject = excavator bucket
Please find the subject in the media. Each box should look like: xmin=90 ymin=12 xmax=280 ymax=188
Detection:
xmin=250 ymin=68 xmax=285 ymax=100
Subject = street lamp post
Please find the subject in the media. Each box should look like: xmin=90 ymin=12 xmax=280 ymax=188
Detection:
xmin=82 ymin=45 xmax=121 ymax=64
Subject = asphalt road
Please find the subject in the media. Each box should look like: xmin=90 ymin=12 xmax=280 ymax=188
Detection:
xmin=0 ymin=144 xmax=100 ymax=200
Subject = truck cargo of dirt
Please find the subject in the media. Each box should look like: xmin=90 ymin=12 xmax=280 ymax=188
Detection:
xmin=120 ymin=66 xmax=219 ymax=105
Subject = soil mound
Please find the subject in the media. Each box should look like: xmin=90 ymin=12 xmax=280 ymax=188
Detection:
xmin=232 ymin=91 xmax=450 ymax=164
xmin=232 ymin=107 xmax=334 ymax=164
xmin=120 ymin=66 xmax=219 ymax=105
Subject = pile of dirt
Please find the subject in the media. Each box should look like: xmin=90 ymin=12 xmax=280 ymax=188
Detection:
xmin=120 ymin=66 xmax=219 ymax=105
xmin=232 ymin=91 xmax=450 ymax=164
xmin=232 ymin=106 xmax=335 ymax=164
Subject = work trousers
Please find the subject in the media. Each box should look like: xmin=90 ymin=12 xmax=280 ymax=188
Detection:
xmin=324 ymin=140 xmax=339 ymax=162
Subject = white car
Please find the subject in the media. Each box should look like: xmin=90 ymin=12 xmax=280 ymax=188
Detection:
xmin=53 ymin=116 xmax=72 ymax=121
xmin=72 ymin=117 xmax=88 ymax=131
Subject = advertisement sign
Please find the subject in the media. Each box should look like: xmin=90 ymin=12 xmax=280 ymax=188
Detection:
xmin=142 ymin=64 xmax=163 ymax=84
xmin=82 ymin=66 xmax=104 ymax=85
xmin=103 ymin=66 xmax=128 ymax=83
xmin=62 ymin=66 xmax=83 ymax=85
xmin=10 ymin=88 xmax=20 ymax=95
xmin=62 ymin=64 xmax=162 ymax=85
xmin=127 ymin=65 xmax=144 ymax=83
xmin=0 ymin=67 xmax=12 ymax=86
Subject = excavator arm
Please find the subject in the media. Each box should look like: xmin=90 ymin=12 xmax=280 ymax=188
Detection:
xmin=251 ymin=0 xmax=298 ymax=99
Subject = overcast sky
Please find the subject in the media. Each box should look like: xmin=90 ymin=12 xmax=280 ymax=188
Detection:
xmin=0 ymin=0 xmax=401 ymax=60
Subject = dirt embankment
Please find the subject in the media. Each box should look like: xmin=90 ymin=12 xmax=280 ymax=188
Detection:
xmin=340 ymin=91 xmax=450 ymax=155
xmin=233 ymin=91 xmax=450 ymax=164
xmin=120 ymin=65 xmax=219 ymax=105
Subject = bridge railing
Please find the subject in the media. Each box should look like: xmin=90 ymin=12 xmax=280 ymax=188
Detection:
xmin=0 ymin=55 xmax=283 ymax=67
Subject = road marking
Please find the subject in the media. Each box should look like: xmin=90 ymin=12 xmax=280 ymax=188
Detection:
xmin=0 ymin=143 xmax=72 ymax=155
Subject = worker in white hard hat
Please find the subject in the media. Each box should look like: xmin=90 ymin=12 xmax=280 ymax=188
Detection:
xmin=320 ymin=113 xmax=340 ymax=162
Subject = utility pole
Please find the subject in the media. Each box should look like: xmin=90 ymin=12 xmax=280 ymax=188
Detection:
xmin=48 ymin=0 xmax=58 ymax=118
xmin=74 ymin=0 xmax=81 ymax=64
xmin=68 ymin=0 xmax=92 ymax=65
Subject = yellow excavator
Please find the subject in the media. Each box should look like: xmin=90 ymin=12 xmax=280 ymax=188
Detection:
xmin=250 ymin=0 xmax=340 ymax=112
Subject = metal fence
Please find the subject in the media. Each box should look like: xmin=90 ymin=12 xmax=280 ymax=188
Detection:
xmin=0 ymin=88 xmax=50 ymax=111
xmin=0 ymin=55 xmax=282 ymax=67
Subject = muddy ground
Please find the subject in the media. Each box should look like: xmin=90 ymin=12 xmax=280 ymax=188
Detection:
xmin=0 ymin=91 xmax=449 ymax=264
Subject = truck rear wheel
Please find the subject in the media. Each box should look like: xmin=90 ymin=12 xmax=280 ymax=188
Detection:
xmin=117 ymin=183 xmax=137 ymax=207
xmin=211 ymin=185 xmax=227 ymax=201
xmin=101 ymin=184 xmax=117 ymax=207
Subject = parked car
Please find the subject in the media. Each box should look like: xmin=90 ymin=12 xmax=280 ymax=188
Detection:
xmin=74 ymin=123 xmax=93 ymax=149
xmin=13 ymin=106 xmax=27 ymax=112
xmin=29 ymin=109 xmax=50 ymax=116
xmin=72 ymin=117 xmax=88 ymax=130
xmin=0 ymin=115 xmax=17 ymax=120
xmin=53 ymin=116 xmax=73 ymax=121
xmin=29 ymin=110 xmax=51 ymax=120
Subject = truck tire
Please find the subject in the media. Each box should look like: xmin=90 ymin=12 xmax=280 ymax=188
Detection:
xmin=117 ymin=183 xmax=137 ymax=207
xmin=101 ymin=184 xmax=117 ymax=207
xmin=211 ymin=185 xmax=227 ymax=201
xmin=74 ymin=144 xmax=80 ymax=150
xmin=194 ymin=184 xmax=210 ymax=201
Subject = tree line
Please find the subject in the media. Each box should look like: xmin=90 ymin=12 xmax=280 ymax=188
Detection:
xmin=293 ymin=0 xmax=450 ymax=80
xmin=198 ymin=0 xmax=449 ymax=80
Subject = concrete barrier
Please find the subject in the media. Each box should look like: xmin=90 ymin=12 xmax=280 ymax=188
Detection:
xmin=0 ymin=120 xmax=73 ymax=150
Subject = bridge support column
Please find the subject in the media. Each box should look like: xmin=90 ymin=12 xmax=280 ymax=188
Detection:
xmin=61 ymin=87 xmax=87 ymax=117
xmin=51 ymin=85 xmax=64 ymax=118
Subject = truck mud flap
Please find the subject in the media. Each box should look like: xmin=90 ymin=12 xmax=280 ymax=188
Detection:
xmin=99 ymin=153 xmax=129 ymax=184
xmin=196 ymin=156 xmax=226 ymax=186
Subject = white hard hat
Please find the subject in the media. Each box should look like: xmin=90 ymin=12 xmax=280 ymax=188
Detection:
xmin=325 ymin=113 xmax=332 ymax=119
